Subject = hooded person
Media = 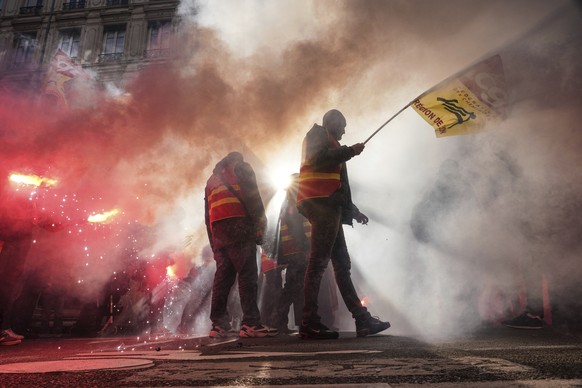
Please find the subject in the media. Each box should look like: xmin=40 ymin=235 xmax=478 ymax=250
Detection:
xmin=204 ymin=151 xmax=278 ymax=338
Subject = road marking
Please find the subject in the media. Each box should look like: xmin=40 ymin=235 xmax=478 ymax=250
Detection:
xmin=0 ymin=359 xmax=154 ymax=374
xmin=72 ymin=349 xmax=382 ymax=361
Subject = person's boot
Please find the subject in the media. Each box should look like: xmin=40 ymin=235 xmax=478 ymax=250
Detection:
xmin=299 ymin=321 xmax=339 ymax=340
xmin=355 ymin=316 xmax=391 ymax=337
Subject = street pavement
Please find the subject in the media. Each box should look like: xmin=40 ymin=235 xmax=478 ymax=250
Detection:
xmin=1 ymin=326 xmax=582 ymax=387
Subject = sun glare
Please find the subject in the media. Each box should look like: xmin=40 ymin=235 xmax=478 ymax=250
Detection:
xmin=269 ymin=164 xmax=297 ymax=192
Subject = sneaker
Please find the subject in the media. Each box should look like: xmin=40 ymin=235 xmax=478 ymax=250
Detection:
xmin=239 ymin=324 xmax=279 ymax=338
xmin=209 ymin=324 xmax=235 ymax=338
xmin=356 ymin=316 xmax=391 ymax=337
xmin=0 ymin=330 xmax=22 ymax=346
xmin=502 ymin=312 xmax=544 ymax=329
xmin=5 ymin=329 xmax=24 ymax=340
xmin=299 ymin=321 xmax=339 ymax=340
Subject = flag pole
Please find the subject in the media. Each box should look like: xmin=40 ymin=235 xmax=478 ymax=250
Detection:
xmin=363 ymin=100 xmax=413 ymax=145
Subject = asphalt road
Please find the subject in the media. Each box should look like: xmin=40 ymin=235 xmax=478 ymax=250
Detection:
xmin=1 ymin=327 xmax=582 ymax=387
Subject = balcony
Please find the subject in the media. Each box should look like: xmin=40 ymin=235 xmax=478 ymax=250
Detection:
xmin=19 ymin=5 xmax=44 ymax=15
xmin=144 ymin=48 xmax=170 ymax=60
xmin=98 ymin=52 xmax=123 ymax=63
xmin=62 ymin=0 xmax=86 ymax=10
xmin=106 ymin=0 xmax=128 ymax=6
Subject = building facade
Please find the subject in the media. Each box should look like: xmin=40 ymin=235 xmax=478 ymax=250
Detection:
xmin=0 ymin=0 xmax=180 ymax=91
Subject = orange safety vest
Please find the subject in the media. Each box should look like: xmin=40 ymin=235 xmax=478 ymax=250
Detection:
xmin=296 ymin=128 xmax=341 ymax=204
xmin=280 ymin=212 xmax=311 ymax=257
xmin=205 ymin=162 xmax=247 ymax=226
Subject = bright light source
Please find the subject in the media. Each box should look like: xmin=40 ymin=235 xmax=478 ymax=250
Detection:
xmin=166 ymin=265 xmax=176 ymax=278
xmin=269 ymin=164 xmax=296 ymax=191
xmin=88 ymin=209 xmax=120 ymax=223
xmin=9 ymin=173 xmax=58 ymax=187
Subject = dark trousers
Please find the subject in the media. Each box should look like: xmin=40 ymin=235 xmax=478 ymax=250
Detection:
xmin=300 ymin=200 xmax=368 ymax=324
xmin=0 ymin=235 xmax=32 ymax=331
xmin=210 ymin=240 xmax=261 ymax=327
xmin=260 ymin=268 xmax=282 ymax=327
xmin=274 ymin=254 xmax=307 ymax=328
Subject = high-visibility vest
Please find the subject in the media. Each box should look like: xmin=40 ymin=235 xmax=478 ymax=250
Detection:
xmin=206 ymin=162 xmax=246 ymax=226
xmin=280 ymin=210 xmax=311 ymax=256
xmin=296 ymin=128 xmax=341 ymax=204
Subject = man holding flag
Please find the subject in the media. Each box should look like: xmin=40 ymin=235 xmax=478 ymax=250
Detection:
xmin=296 ymin=109 xmax=390 ymax=340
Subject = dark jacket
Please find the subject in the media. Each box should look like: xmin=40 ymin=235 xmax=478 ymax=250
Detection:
xmin=297 ymin=124 xmax=360 ymax=226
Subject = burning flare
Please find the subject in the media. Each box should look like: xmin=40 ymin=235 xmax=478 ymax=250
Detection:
xmin=87 ymin=209 xmax=120 ymax=223
xmin=9 ymin=173 xmax=58 ymax=187
xmin=166 ymin=265 xmax=177 ymax=279
xmin=361 ymin=296 xmax=368 ymax=307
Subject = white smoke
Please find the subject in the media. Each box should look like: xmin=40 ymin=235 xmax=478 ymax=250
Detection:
xmin=176 ymin=0 xmax=582 ymax=339
xmin=4 ymin=0 xmax=580 ymax=338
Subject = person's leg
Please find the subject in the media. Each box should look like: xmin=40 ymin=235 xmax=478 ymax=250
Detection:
xmin=291 ymin=259 xmax=307 ymax=326
xmin=0 ymin=236 xmax=31 ymax=345
xmin=302 ymin=202 xmax=341 ymax=326
xmin=330 ymin=227 xmax=368 ymax=319
xmin=274 ymin=256 xmax=306 ymax=330
xmin=0 ymin=236 xmax=32 ymax=331
xmin=260 ymin=268 xmax=282 ymax=327
xmin=177 ymin=286 xmax=197 ymax=334
xmin=209 ymin=247 xmax=237 ymax=329
xmin=331 ymin=227 xmax=391 ymax=337
xmin=318 ymin=262 xmax=339 ymax=330
xmin=229 ymin=241 xmax=278 ymax=338
xmin=229 ymin=240 xmax=262 ymax=327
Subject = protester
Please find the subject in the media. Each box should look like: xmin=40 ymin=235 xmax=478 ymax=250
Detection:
xmin=204 ymin=152 xmax=278 ymax=338
xmin=145 ymin=252 xmax=175 ymax=336
xmin=296 ymin=109 xmax=390 ymax=339
xmin=0 ymin=169 xmax=61 ymax=345
xmin=268 ymin=174 xmax=310 ymax=333
xmin=176 ymin=246 xmax=215 ymax=335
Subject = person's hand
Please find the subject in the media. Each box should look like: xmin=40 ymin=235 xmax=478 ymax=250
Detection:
xmin=351 ymin=143 xmax=365 ymax=155
xmin=255 ymin=230 xmax=265 ymax=246
xmin=354 ymin=211 xmax=369 ymax=225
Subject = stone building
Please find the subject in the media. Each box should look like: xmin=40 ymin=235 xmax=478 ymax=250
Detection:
xmin=0 ymin=0 xmax=180 ymax=91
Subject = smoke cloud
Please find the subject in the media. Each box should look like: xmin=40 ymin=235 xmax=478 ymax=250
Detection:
xmin=1 ymin=0 xmax=580 ymax=337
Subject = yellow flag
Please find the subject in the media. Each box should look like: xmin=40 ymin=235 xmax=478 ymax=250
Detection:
xmin=411 ymin=55 xmax=508 ymax=137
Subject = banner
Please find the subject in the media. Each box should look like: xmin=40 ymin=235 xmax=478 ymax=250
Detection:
xmin=41 ymin=49 xmax=93 ymax=108
xmin=411 ymin=55 xmax=508 ymax=137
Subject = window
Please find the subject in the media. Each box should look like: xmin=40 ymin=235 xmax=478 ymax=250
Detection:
xmin=13 ymin=32 xmax=36 ymax=65
xmin=19 ymin=0 xmax=43 ymax=14
xmin=105 ymin=0 xmax=128 ymax=6
xmin=99 ymin=25 xmax=125 ymax=63
xmin=58 ymin=29 xmax=81 ymax=58
xmin=62 ymin=0 xmax=85 ymax=10
xmin=145 ymin=20 xmax=171 ymax=58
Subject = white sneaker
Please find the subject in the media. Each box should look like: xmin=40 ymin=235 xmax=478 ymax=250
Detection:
xmin=0 ymin=330 xmax=22 ymax=346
